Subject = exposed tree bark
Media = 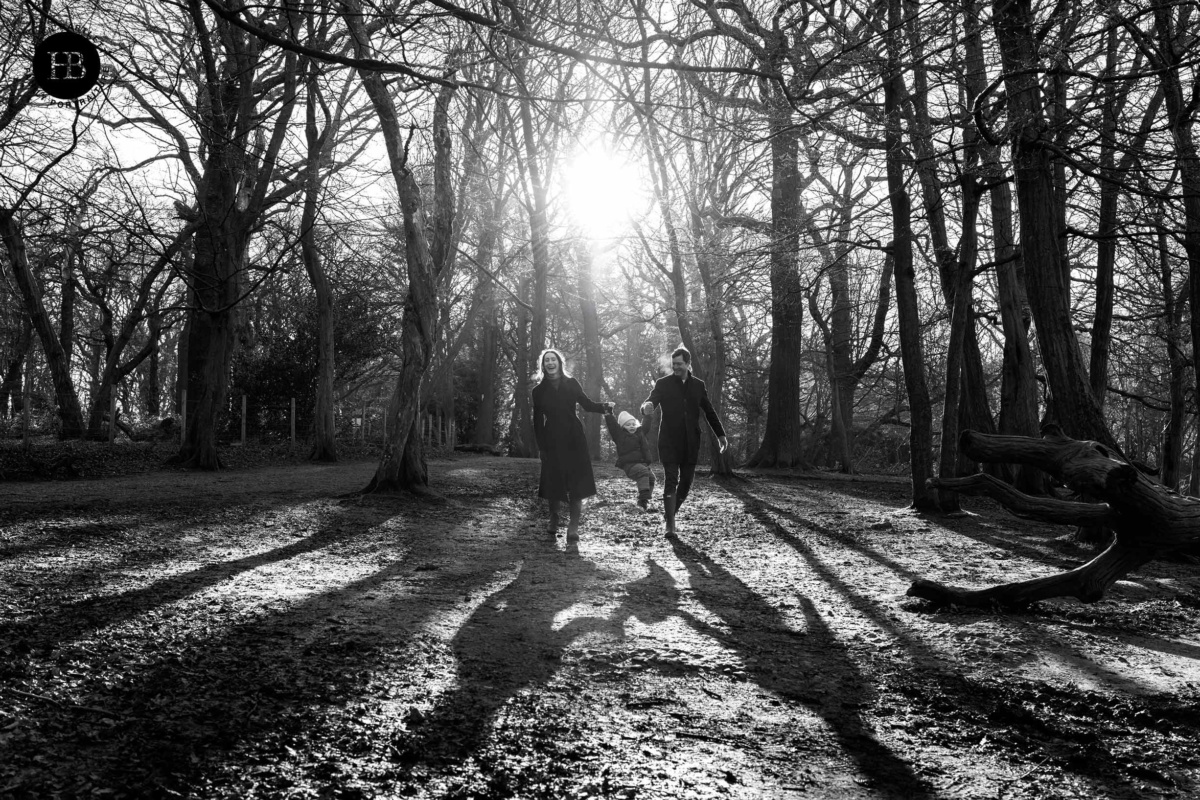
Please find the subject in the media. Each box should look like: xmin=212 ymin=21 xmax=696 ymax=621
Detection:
xmin=909 ymin=429 xmax=1199 ymax=609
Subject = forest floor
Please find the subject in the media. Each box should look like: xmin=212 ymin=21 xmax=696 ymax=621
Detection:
xmin=2 ymin=443 xmax=1200 ymax=799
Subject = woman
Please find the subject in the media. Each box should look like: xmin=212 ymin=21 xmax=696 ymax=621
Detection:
xmin=531 ymin=348 xmax=611 ymax=536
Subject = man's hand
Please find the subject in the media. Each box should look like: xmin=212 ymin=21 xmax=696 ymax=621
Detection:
xmin=718 ymin=436 xmax=729 ymax=453
xmin=640 ymin=401 xmax=654 ymax=416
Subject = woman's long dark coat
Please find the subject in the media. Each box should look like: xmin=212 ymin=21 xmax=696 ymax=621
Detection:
xmin=532 ymin=376 xmax=606 ymax=501
xmin=643 ymin=373 xmax=726 ymax=465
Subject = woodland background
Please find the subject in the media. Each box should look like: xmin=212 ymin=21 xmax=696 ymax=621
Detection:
xmin=2 ymin=0 xmax=1198 ymax=508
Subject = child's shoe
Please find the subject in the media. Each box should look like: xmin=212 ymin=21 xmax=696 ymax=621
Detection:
xmin=637 ymin=489 xmax=651 ymax=511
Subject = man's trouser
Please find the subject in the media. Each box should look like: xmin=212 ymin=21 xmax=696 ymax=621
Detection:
xmin=662 ymin=462 xmax=697 ymax=510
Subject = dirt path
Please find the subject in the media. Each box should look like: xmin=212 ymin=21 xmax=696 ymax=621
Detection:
xmin=2 ymin=455 xmax=1199 ymax=798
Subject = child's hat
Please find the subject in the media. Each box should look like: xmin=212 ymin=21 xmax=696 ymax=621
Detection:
xmin=617 ymin=411 xmax=639 ymax=431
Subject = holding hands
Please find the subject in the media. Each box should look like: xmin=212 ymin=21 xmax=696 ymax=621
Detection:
xmin=640 ymin=401 xmax=654 ymax=416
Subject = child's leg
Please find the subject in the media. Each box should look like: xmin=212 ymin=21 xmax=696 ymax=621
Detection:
xmin=625 ymin=464 xmax=652 ymax=507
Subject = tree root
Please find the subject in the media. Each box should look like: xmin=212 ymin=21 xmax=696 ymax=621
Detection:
xmin=908 ymin=429 xmax=1198 ymax=610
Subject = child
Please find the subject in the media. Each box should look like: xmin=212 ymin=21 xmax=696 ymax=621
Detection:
xmin=604 ymin=409 xmax=655 ymax=510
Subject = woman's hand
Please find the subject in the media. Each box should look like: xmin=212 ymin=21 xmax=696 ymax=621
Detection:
xmin=640 ymin=401 xmax=654 ymax=416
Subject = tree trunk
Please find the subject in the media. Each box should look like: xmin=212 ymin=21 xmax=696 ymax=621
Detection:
xmin=515 ymin=57 xmax=551 ymax=378
xmin=991 ymin=0 xmax=1115 ymax=449
xmin=964 ymin=0 xmax=1041 ymax=493
xmin=509 ymin=275 xmax=535 ymax=457
xmin=884 ymin=0 xmax=935 ymax=510
xmin=177 ymin=166 xmax=244 ymax=470
xmin=904 ymin=7 xmax=995 ymax=488
xmin=1 ymin=315 xmax=32 ymax=417
xmin=472 ymin=286 xmax=499 ymax=447
xmin=145 ymin=307 xmax=163 ymax=417
xmin=577 ymin=242 xmax=604 ymax=459
xmin=691 ymin=207 xmax=732 ymax=475
xmin=470 ymin=204 xmax=504 ymax=448
xmin=747 ymin=99 xmax=806 ymax=468
xmin=935 ymin=182 xmax=980 ymax=513
xmin=174 ymin=0 xmax=299 ymax=469
xmin=344 ymin=3 xmax=441 ymax=493
xmin=1152 ymin=2 xmax=1200 ymax=464
xmin=0 ymin=211 xmax=85 ymax=437
xmin=302 ymin=59 xmax=338 ymax=462
xmin=1159 ymin=218 xmax=1187 ymax=490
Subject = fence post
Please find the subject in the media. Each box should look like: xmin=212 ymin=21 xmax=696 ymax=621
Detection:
xmin=241 ymin=394 xmax=247 ymax=446
xmin=290 ymin=397 xmax=296 ymax=446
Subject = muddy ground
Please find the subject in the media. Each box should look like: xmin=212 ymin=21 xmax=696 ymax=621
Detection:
xmin=2 ymin=448 xmax=1199 ymax=799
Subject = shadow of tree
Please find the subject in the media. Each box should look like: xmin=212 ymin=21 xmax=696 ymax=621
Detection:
xmin=717 ymin=480 xmax=1200 ymax=791
xmin=662 ymin=527 xmax=932 ymax=796
xmin=0 ymin=499 xmax=392 ymax=649
xmin=5 ymin=492 xmax=544 ymax=796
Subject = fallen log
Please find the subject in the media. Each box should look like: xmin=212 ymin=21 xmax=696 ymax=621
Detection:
xmin=907 ymin=429 xmax=1200 ymax=609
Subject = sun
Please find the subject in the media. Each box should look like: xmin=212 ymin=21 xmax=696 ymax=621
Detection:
xmin=561 ymin=145 xmax=648 ymax=239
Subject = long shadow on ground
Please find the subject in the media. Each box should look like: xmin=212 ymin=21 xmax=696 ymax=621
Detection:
xmin=662 ymin=525 xmax=933 ymax=797
xmin=721 ymin=479 xmax=1200 ymax=796
xmin=1 ymin=483 xmax=546 ymax=796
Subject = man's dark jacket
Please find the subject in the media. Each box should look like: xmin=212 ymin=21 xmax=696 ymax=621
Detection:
xmin=643 ymin=373 xmax=725 ymax=465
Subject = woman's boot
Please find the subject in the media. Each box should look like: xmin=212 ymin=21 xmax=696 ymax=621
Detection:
xmin=663 ymin=493 xmax=676 ymax=535
xmin=548 ymin=501 xmax=561 ymax=534
xmin=567 ymin=499 xmax=583 ymax=540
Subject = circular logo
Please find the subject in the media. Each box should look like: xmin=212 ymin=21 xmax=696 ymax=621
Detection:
xmin=33 ymin=31 xmax=100 ymax=100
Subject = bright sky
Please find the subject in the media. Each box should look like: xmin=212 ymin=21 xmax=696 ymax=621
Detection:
xmin=560 ymin=142 xmax=650 ymax=241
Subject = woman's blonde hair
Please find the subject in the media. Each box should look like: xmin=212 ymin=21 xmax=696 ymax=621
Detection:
xmin=533 ymin=348 xmax=572 ymax=383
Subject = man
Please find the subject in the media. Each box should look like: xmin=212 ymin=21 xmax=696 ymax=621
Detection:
xmin=640 ymin=346 xmax=729 ymax=534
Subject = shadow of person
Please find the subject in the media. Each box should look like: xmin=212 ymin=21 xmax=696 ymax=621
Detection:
xmin=392 ymin=538 xmax=615 ymax=773
xmin=663 ymin=529 xmax=932 ymax=797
